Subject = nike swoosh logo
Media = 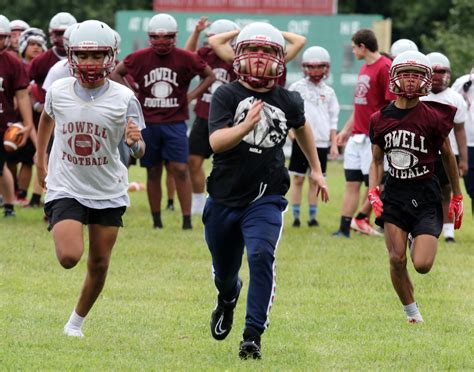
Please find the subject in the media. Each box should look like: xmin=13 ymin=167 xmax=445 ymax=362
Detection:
xmin=214 ymin=314 xmax=227 ymax=335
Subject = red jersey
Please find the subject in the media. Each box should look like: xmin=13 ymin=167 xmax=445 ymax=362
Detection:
xmin=194 ymin=47 xmax=235 ymax=120
xmin=353 ymin=55 xmax=395 ymax=135
xmin=124 ymin=47 xmax=207 ymax=124
xmin=370 ymin=101 xmax=455 ymax=181
xmin=0 ymin=51 xmax=30 ymax=132
xmin=28 ymin=48 xmax=64 ymax=103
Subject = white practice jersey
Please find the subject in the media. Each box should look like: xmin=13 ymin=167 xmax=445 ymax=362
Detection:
xmin=288 ymin=78 xmax=340 ymax=147
xmin=45 ymin=77 xmax=136 ymax=201
xmin=421 ymin=88 xmax=468 ymax=155
xmin=452 ymin=74 xmax=474 ymax=146
xmin=42 ymin=59 xmax=71 ymax=92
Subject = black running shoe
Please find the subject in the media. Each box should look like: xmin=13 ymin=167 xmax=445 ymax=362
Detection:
xmin=239 ymin=327 xmax=261 ymax=360
xmin=292 ymin=218 xmax=301 ymax=227
xmin=210 ymin=278 xmax=242 ymax=340
xmin=307 ymin=218 xmax=319 ymax=227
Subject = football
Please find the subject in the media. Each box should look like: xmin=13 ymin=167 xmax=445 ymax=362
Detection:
xmin=3 ymin=123 xmax=24 ymax=152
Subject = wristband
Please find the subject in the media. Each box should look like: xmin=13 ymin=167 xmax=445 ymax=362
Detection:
xmin=128 ymin=141 xmax=141 ymax=158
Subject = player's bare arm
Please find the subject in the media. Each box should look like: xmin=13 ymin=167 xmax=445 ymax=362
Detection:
xmin=294 ymin=122 xmax=329 ymax=202
xmin=329 ymin=128 xmax=339 ymax=160
xmin=109 ymin=62 xmax=132 ymax=89
xmin=125 ymin=117 xmax=146 ymax=159
xmin=184 ymin=16 xmax=210 ymax=52
xmin=15 ymin=88 xmax=34 ymax=147
xmin=281 ymin=31 xmax=306 ymax=62
xmin=36 ymin=110 xmax=55 ymax=188
xmin=440 ymin=137 xmax=463 ymax=196
xmin=368 ymin=144 xmax=384 ymax=189
xmin=209 ymin=99 xmax=263 ymax=153
xmin=208 ymin=29 xmax=240 ymax=64
xmin=453 ymin=122 xmax=468 ymax=176
xmin=187 ymin=66 xmax=216 ymax=103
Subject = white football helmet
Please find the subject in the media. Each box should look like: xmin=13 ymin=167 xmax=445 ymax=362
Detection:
xmin=63 ymin=23 xmax=78 ymax=52
xmin=113 ymin=30 xmax=122 ymax=55
xmin=390 ymin=39 xmax=418 ymax=58
xmin=205 ymin=19 xmax=239 ymax=37
xmin=427 ymin=52 xmax=451 ymax=93
xmin=49 ymin=12 xmax=77 ymax=48
xmin=10 ymin=20 xmax=30 ymax=32
xmin=302 ymin=46 xmax=331 ymax=83
xmin=0 ymin=15 xmax=11 ymax=51
xmin=68 ymin=20 xmax=117 ymax=83
xmin=233 ymin=22 xmax=285 ymax=89
xmin=147 ymin=13 xmax=178 ymax=55
xmin=389 ymin=51 xmax=432 ymax=98
xmin=19 ymin=27 xmax=47 ymax=56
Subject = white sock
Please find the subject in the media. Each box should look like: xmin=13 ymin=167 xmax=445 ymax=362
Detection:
xmin=66 ymin=310 xmax=85 ymax=330
xmin=403 ymin=302 xmax=420 ymax=317
xmin=443 ymin=223 xmax=454 ymax=238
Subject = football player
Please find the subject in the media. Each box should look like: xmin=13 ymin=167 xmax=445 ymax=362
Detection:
xmin=111 ymin=13 xmax=215 ymax=230
xmin=420 ymin=52 xmax=468 ymax=242
xmin=368 ymin=50 xmax=463 ymax=324
xmin=36 ymin=20 xmax=145 ymax=337
xmin=204 ymin=22 xmax=328 ymax=359
xmin=8 ymin=19 xmax=29 ymax=55
xmin=288 ymin=46 xmax=340 ymax=227
xmin=0 ymin=15 xmax=34 ymax=217
xmin=184 ymin=17 xmax=239 ymax=215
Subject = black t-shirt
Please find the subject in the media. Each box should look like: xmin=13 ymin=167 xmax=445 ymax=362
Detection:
xmin=207 ymin=81 xmax=306 ymax=207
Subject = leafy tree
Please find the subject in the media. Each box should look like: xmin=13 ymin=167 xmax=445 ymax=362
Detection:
xmin=421 ymin=0 xmax=474 ymax=79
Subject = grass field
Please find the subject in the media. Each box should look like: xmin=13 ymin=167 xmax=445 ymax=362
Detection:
xmin=1 ymin=160 xmax=473 ymax=370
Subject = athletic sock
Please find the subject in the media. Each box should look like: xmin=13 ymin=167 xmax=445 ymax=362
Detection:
xmin=403 ymin=302 xmax=420 ymax=317
xmin=29 ymin=193 xmax=41 ymax=206
xmin=182 ymin=215 xmax=192 ymax=230
xmin=355 ymin=212 xmax=367 ymax=220
xmin=309 ymin=205 xmax=317 ymax=220
xmin=340 ymin=216 xmax=352 ymax=235
xmin=167 ymin=199 xmax=174 ymax=208
xmin=65 ymin=310 xmax=85 ymax=330
xmin=292 ymin=204 xmax=300 ymax=219
xmin=152 ymin=212 xmax=163 ymax=228
xmin=17 ymin=189 xmax=27 ymax=199
xmin=443 ymin=223 xmax=454 ymax=238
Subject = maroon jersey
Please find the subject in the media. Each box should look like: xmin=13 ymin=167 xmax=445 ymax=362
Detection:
xmin=0 ymin=51 xmax=30 ymax=132
xmin=124 ymin=47 xmax=207 ymax=124
xmin=194 ymin=47 xmax=235 ymax=120
xmin=353 ymin=55 xmax=395 ymax=135
xmin=28 ymin=48 xmax=64 ymax=103
xmin=370 ymin=101 xmax=455 ymax=181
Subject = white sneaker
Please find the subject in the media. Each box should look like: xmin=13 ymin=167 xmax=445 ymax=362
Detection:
xmin=64 ymin=325 xmax=84 ymax=337
xmin=407 ymin=313 xmax=424 ymax=324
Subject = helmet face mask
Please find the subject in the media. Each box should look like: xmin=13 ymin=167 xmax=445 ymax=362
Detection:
xmin=389 ymin=51 xmax=432 ymax=99
xmin=68 ymin=20 xmax=117 ymax=84
xmin=148 ymin=13 xmax=178 ymax=55
xmin=233 ymin=22 xmax=285 ymax=89
xmin=149 ymin=33 xmax=176 ymax=55
xmin=426 ymin=52 xmax=451 ymax=93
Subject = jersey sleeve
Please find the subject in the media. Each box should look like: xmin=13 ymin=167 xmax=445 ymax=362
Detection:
xmin=208 ymin=85 xmax=235 ymax=134
xmin=368 ymin=111 xmax=381 ymax=145
xmin=453 ymin=93 xmax=468 ymax=124
xmin=123 ymin=52 xmax=139 ymax=81
xmin=44 ymin=88 xmax=54 ymax=119
xmin=286 ymin=90 xmax=306 ymax=129
xmin=126 ymin=96 xmax=146 ymax=130
xmin=187 ymin=51 xmax=208 ymax=78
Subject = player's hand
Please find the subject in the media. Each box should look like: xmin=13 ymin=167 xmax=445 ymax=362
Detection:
xmin=368 ymin=187 xmax=383 ymax=218
xmin=329 ymin=143 xmax=339 ymax=160
xmin=36 ymin=163 xmax=48 ymax=189
xmin=243 ymin=99 xmax=263 ymax=132
xmin=195 ymin=16 xmax=210 ymax=33
xmin=335 ymin=128 xmax=350 ymax=147
xmin=310 ymin=170 xmax=329 ymax=202
xmin=125 ymin=117 xmax=141 ymax=146
xmin=448 ymin=194 xmax=463 ymax=229
xmin=458 ymin=159 xmax=468 ymax=177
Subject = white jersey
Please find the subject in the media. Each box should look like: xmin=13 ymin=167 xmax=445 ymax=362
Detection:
xmin=288 ymin=78 xmax=340 ymax=147
xmin=452 ymin=74 xmax=474 ymax=146
xmin=45 ymin=77 xmax=135 ymax=202
xmin=421 ymin=88 xmax=468 ymax=155
xmin=42 ymin=60 xmax=71 ymax=92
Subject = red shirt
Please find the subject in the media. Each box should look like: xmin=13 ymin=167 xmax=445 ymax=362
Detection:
xmin=124 ymin=47 xmax=207 ymax=124
xmin=370 ymin=101 xmax=455 ymax=181
xmin=0 ymin=51 xmax=30 ymax=132
xmin=28 ymin=48 xmax=64 ymax=103
xmin=194 ymin=47 xmax=235 ymax=120
xmin=353 ymin=55 xmax=395 ymax=135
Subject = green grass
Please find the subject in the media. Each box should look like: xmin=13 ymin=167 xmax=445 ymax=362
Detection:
xmin=1 ymin=160 xmax=473 ymax=370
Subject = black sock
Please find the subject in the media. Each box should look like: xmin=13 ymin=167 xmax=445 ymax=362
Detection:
xmin=30 ymin=193 xmax=41 ymax=205
xmin=4 ymin=204 xmax=14 ymax=212
xmin=340 ymin=216 xmax=352 ymax=235
xmin=167 ymin=198 xmax=174 ymax=207
xmin=355 ymin=212 xmax=367 ymax=220
xmin=182 ymin=215 xmax=192 ymax=229
xmin=152 ymin=212 xmax=163 ymax=228
xmin=17 ymin=189 xmax=27 ymax=199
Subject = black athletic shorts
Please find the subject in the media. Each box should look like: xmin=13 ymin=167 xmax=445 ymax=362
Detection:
xmin=377 ymin=176 xmax=443 ymax=238
xmin=44 ymin=198 xmax=126 ymax=231
xmin=6 ymin=138 xmax=35 ymax=165
xmin=288 ymin=141 xmax=328 ymax=176
xmin=189 ymin=116 xmax=213 ymax=158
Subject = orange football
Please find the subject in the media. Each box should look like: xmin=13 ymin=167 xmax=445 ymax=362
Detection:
xmin=3 ymin=123 xmax=24 ymax=153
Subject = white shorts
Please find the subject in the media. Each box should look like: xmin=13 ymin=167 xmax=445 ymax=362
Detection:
xmin=343 ymin=134 xmax=372 ymax=175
